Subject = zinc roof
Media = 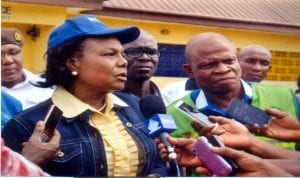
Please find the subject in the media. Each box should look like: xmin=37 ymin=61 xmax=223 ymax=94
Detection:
xmin=86 ymin=0 xmax=300 ymax=34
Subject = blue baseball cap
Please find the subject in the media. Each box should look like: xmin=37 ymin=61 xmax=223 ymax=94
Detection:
xmin=48 ymin=15 xmax=140 ymax=48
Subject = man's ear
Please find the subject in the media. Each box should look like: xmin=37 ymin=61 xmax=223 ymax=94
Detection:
xmin=183 ymin=64 xmax=193 ymax=77
xmin=66 ymin=57 xmax=79 ymax=72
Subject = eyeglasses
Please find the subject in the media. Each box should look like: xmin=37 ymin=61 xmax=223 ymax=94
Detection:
xmin=1 ymin=49 xmax=21 ymax=58
xmin=124 ymin=47 xmax=160 ymax=60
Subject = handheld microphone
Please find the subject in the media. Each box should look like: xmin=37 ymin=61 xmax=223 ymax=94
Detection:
xmin=140 ymin=95 xmax=182 ymax=176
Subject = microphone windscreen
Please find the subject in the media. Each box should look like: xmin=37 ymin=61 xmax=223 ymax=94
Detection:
xmin=139 ymin=95 xmax=166 ymax=118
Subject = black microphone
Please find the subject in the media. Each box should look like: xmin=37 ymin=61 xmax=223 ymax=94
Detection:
xmin=140 ymin=95 xmax=182 ymax=176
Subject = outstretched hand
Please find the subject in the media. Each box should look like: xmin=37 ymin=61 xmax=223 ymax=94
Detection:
xmin=260 ymin=108 xmax=300 ymax=142
xmin=157 ymin=136 xmax=200 ymax=168
xmin=156 ymin=136 xmax=212 ymax=176
xmin=21 ymin=121 xmax=61 ymax=166
xmin=192 ymin=116 xmax=253 ymax=149
xmin=210 ymin=146 xmax=292 ymax=177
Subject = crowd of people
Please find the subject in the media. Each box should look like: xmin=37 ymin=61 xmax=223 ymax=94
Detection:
xmin=1 ymin=15 xmax=299 ymax=177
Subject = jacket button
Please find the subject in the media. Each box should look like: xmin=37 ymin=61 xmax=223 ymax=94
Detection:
xmin=56 ymin=150 xmax=64 ymax=157
xmin=126 ymin=122 xmax=132 ymax=127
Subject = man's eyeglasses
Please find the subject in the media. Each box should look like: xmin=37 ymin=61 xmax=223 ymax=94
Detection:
xmin=124 ymin=47 xmax=160 ymax=60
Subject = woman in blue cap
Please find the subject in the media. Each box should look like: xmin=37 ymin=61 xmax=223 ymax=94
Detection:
xmin=2 ymin=15 xmax=168 ymax=177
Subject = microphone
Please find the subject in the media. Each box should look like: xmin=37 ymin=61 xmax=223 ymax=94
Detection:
xmin=140 ymin=95 xmax=182 ymax=176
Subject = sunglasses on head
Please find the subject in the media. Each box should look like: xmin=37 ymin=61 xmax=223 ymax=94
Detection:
xmin=124 ymin=47 xmax=160 ymax=59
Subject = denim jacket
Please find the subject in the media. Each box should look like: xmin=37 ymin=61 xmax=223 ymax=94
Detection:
xmin=2 ymin=92 xmax=168 ymax=177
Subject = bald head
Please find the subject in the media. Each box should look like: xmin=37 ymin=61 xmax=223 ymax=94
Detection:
xmin=238 ymin=44 xmax=272 ymax=82
xmin=123 ymin=29 xmax=157 ymax=48
xmin=185 ymin=32 xmax=237 ymax=64
xmin=238 ymin=44 xmax=271 ymax=59
xmin=182 ymin=32 xmax=242 ymax=96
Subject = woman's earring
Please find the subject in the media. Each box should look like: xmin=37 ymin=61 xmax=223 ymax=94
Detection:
xmin=71 ymin=71 xmax=78 ymax=76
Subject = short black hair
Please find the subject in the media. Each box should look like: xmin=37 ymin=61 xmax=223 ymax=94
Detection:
xmin=38 ymin=37 xmax=85 ymax=90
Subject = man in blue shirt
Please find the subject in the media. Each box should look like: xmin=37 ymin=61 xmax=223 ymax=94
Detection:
xmin=167 ymin=32 xmax=300 ymax=151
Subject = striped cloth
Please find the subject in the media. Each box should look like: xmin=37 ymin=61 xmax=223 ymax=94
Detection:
xmin=90 ymin=94 xmax=140 ymax=176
